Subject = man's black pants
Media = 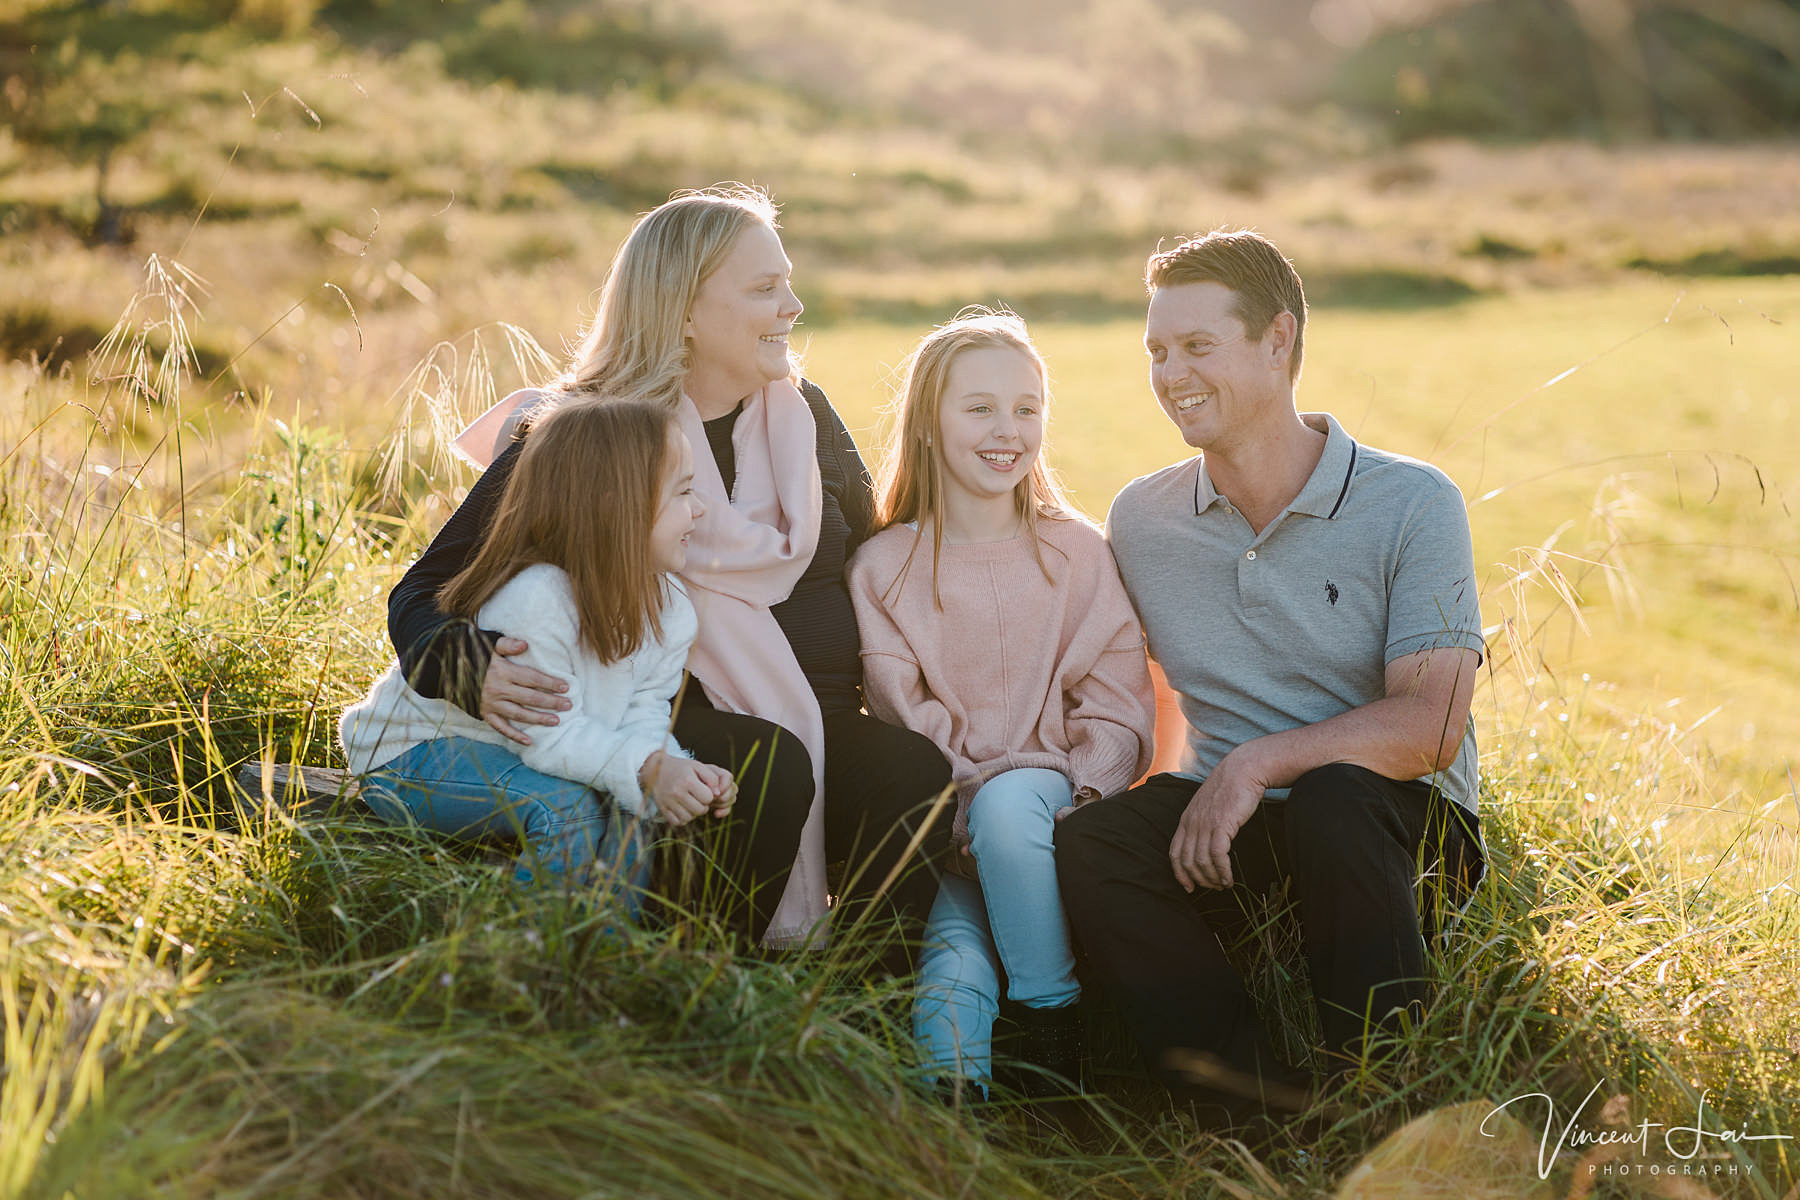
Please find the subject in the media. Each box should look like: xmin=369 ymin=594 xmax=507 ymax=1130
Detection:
xmin=1054 ymin=763 xmax=1481 ymax=1096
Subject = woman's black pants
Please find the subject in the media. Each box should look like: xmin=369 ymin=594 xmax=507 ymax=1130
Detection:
xmin=673 ymin=701 xmax=951 ymax=948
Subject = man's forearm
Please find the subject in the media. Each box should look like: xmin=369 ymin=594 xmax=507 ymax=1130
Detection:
xmin=1230 ymin=697 xmax=1457 ymax=791
xmin=1228 ymin=646 xmax=1479 ymax=789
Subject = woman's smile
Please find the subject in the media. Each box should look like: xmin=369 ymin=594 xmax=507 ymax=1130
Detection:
xmin=684 ymin=222 xmax=804 ymax=412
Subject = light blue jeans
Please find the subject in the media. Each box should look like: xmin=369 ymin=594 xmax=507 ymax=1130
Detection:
xmin=360 ymin=736 xmax=651 ymax=909
xmin=914 ymin=767 xmax=1080 ymax=1090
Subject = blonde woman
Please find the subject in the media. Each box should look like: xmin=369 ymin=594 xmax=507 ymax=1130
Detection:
xmin=388 ymin=188 xmax=950 ymax=948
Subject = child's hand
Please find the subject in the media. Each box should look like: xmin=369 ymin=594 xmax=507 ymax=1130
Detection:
xmin=1054 ymin=786 xmax=1102 ymax=823
xmin=638 ymin=751 xmax=715 ymax=827
xmin=695 ymin=762 xmax=737 ymax=817
xmin=947 ymin=833 xmax=979 ymax=881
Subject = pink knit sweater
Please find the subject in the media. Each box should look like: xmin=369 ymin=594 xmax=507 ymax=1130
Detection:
xmin=848 ymin=514 xmax=1156 ymax=844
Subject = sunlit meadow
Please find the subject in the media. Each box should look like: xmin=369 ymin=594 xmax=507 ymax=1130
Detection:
xmin=3 ymin=254 xmax=1795 ymax=1198
xmin=4 ymin=2 xmax=1799 ymax=1197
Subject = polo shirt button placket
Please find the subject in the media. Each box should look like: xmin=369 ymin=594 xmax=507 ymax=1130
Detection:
xmin=1239 ymin=545 xmax=1266 ymax=610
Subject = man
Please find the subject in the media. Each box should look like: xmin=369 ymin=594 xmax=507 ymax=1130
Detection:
xmin=1055 ymin=229 xmax=1484 ymax=1114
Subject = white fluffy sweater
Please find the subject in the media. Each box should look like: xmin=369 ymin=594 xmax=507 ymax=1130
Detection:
xmin=339 ymin=563 xmax=696 ymax=818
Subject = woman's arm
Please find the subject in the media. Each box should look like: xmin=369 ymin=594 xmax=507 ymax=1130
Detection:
xmin=388 ymin=441 xmax=517 ymax=706
xmin=388 ymin=440 xmax=569 ymax=740
xmin=801 ymin=380 xmax=877 ymax=554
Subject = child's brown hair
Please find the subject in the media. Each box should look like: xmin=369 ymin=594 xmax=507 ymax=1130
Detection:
xmin=440 ymin=398 xmax=678 ymax=663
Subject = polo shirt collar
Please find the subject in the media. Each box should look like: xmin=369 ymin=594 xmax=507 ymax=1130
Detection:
xmin=1191 ymin=458 xmax=1226 ymax=515
xmin=1191 ymin=411 xmax=1359 ymax=520
xmin=1288 ymin=412 xmax=1359 ymax=519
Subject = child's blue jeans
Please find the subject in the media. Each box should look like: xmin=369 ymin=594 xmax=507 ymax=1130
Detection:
xmin=360 ymin=736 xmax=651 ymax=909
xmin=914 ymin=767 xmax=1081 ymax=1090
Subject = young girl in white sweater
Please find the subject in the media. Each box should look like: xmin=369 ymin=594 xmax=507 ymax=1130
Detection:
xmin=848 ymin=312 xmax=1155 ymax=1098
xmin=340 ymin=398 xmax=735 ymax=897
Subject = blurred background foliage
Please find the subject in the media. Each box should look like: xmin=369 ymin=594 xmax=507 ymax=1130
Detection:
xmin=104 ymin=0 xmax=1800 ymax=144
xmin=2 ymin=0 xmax=1796 ymax=375
xmin=3 ymin=0 xmax=1796 ymax=299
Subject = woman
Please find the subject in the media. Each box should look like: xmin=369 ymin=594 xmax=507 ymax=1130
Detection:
xmin=387 ymin=186 xmax=950 ymax=948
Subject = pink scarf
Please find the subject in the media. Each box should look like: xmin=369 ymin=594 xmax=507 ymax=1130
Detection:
xmin=676 ymin=383 xmax=826 ymax=945
xmin=453 ymin=389 xmax=531 ymax=466
xmin=454 ymin=385 xmax=830 ymax=945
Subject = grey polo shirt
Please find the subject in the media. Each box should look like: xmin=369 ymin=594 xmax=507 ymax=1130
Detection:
xmin=1106 ymin=412 xmax=1483 ymax=813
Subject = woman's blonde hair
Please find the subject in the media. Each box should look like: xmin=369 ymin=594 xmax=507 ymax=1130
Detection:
xmin=556 ymin=184 xmax=783 ymax=411
xmin=440 ymin=398 xmax=678 ymax=663
xmin=874 ymin=309 xmax=1077 ymax=604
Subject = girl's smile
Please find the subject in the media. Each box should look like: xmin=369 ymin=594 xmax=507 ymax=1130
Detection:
xmin=934 ymin=345 xmax=1045 ymax=537
xmin=650 ymin=428 xmax=704 ymax=573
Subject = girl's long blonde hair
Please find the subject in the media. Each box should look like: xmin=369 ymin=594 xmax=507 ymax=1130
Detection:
xmin=554 ymin=184 xmax=783 ymax=413
xmin=441 ymin=399 xmax=677 ymax=663
xmin=874 ymin=309 xmax=1077 ymax=603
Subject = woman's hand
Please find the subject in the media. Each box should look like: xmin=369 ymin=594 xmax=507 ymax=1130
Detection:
xmin=479 ymin=636 xmax=571 ymax=745
xmin=640 ymin=752 xmax=734 ymax=827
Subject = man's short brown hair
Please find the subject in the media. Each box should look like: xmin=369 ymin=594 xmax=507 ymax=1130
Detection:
xmin=1145 ymin=229 xmax=1307 ymax=381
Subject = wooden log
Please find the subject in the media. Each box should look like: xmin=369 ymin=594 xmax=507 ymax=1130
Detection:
xmin=233 ymin=761 xmax=362 ymax=813
xmin=230 ymin=762 xmax=515 ymax=859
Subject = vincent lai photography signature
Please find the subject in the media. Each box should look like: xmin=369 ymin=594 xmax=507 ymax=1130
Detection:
xmin=1483 ymin=1079 xmax=1793 ymax=1181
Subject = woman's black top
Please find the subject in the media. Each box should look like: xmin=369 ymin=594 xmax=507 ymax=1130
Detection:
xmin=386 ymin=380 xmax=877 ymax=719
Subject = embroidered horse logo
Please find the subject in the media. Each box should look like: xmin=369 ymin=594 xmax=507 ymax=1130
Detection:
xmin=1325 ymin=580 xmax=1339 ymax=606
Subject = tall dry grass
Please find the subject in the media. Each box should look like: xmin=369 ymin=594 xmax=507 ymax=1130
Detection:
xmin=2 ymin=254 xmax=1796 ymax=1199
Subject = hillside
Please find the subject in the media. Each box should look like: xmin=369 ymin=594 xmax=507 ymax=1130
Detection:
xmin=672 ymin=0 xmax=1800 ymax=142
xmin=4 ymin=0 xmax=1798 ymax=383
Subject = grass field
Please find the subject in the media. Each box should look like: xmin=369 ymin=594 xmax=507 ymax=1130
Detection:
xmin=4 ymin=3 xmax=1799 ymax=1196
xmin=2 ymin=265 xmax=1796 ymax=1198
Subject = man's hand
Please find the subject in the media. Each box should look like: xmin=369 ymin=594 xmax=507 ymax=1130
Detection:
xmin=1161 ymin=645 xmax=1480 ymax=888
xmin=479 ymin=636 xmax=570 ymax=745
xmin=1169 ymin=745 xmax=1270 ymax=892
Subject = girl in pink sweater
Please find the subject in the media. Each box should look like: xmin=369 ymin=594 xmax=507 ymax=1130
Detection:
xmin=847 ymin=311 xmax=1155 ymax=1098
